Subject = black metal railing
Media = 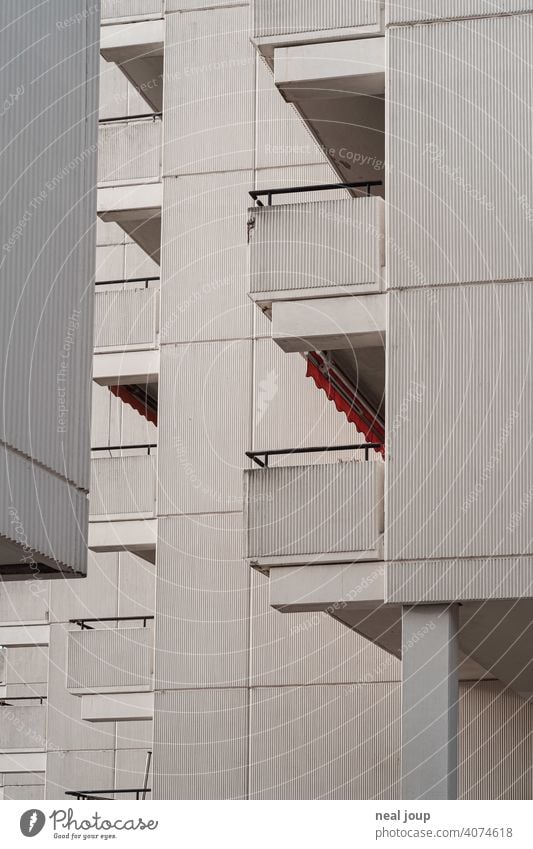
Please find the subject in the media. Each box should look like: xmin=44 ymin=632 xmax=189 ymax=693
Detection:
xmin=66 ymin=789 xmax=151 ymax=801
xmin=69 ymin=616 xmax=154 ymax=631
xmin=91 ymin=444 xmax=157 ymax=455
xmin=95 ymin=276 xmax=160 ymax=289
xmin=0 ymin=696 xmax=47 ymax=706
xmin=246 ymin=443 xmax=383 ymax=468
xmin=249 ymin=180 xmax=383 ymax=207
xmin=99 ymin=113 xmax=162 ymax=124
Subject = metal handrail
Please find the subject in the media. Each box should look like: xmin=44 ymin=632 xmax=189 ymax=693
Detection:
xmin=0 ymin=696 xmax=47 ymax=705
xmin=69 ymin=616 xmax=154 ymax=631
xmin=95 ymin=276 xmax=160 ymax=289
xmin=99 ymin=113 xmax=162 ymax=124
xmin=249 ymin=180 xmax=383 ymax=207
xmin=66 ymin=789 xmax=151 ymax=800
xmin=91 ymin=444 xmax=157 ymax=454
xmin=246 ymin=443 xmax=383 ymax=468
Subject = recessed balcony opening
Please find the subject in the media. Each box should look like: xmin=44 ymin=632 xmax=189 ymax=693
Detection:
xmin=98 ymin=113 xmax=162 ymax=185
xmin=100 ymin=20 xmax=164 ymax=113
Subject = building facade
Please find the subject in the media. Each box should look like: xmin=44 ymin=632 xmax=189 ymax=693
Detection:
xmin=2 ymin=0 xmax=533 ymax=801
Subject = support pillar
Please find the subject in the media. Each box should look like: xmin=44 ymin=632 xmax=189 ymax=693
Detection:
xmin=401 ymin=604 xmax=459 ymax=799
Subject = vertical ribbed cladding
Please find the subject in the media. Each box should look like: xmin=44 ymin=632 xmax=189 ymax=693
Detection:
xmin=89 ymin=455 xmax=157 ymax=516
xmin=157 ymin=341 xmax=252 ymax=515
xmin=45 ymin=749 xmax=115 ymax=800
xmin=94 ymin=289 xmax=158 ymax=349
xmin=254 ymin=0 xmax=380 ymax=38
xmin=249 ymin=684 xmax=400 ymax=799
xmin=387 ymin=1 xmax=533 ymax=25
xmin=101 ymin=0 xmax=162 ymax=19
xmin=159 ymin=171 xmax=254 ymax=345
xmin=250 ymin=197 xmax=383 ymax=294
xmin=66 ymin=627 xmax=153 ymax=690
xmin=0 ymin=705 xmax=46 ymax=750
xmin=98 ymin=120 xmax=162 ymax=184
xmin=154 ymin=515 xmax=249 ymax=689
xmin=246 ymin=462 xmax=383 ymax=559
xmin=152 ymin=689 xmax=248 ymax=799
xmin=255 ymin=55 xmax=325 ymax=170
xmin=387 ymin=283 xmax=533 ymax=561
xmin=162 ymin=6 xmax=255 ymax=176
xmin=387 ymin=15 xmax=533 ymax=288
xmin=250 ymin=569 xmax=400 ymax=686
xmin=460 ymin=682 xmax=533 ymax=799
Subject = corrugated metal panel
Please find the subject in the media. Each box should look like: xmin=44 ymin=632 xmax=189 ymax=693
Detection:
xmin=388 ymin=16 xmax=533 ymax=287
xmin=101 ymin=0 xmax=162 ymax=18
xmin=0 ymin=0 xmax=98 ymax=574
xmin=386 ymin=559 xmax=533 ymax=603
xmin=0 ymin=0 xmax=98 ymax=487
xmin=249 ymin=684 xmax=400 ymax=799
xmin=163 ymin=7 xmax=255 ymax=175
xmin=0 ymin=445 xmax=89 ymax=575
xmin=90 ymin=455 xmax=157 ymax=516
xmin=98 ymin=120 xmax=161 ymax=184
xmin=0 ymin=583 xmax=49 ymax=625
xmin=154 ymin=515 xmax=249 ymax=688
xmin=254 ymin=0 xmax=381 ymax=37
xmin=460 ymin=682 xmax=533 ymax=800
xmin=245 ymin=461 xmax=383 ymax=560
xmin=0 ymin=705 xmax=46 ymax=751
xmin=157 ymin=342 xmax=252 ymax=515
xmin=256 ymin=56 xmax=325 ymax=169
xmin=45 ymin=750 xmax=115 ymax=800
xmin=251 ymin=569 xmax=400 ymax=685
xmin=2 ymin=785 xmax=45 ymax=801
xmin=250 ymin=197 xmax=383 ymax=295
xmin=387 ymin=284 xmax=533 ymax=561
xmin=152 ymin=689 xmax=248 ymax=800
xmin=94 ymin=289 xmax=158 ymax=350
xmin=387 ymin=2 xmax=533 ymax=25
xmin=160 ymin=173 xmax=253 ymax=345
xmin=67 ymin=627 xmax=153 ymax=691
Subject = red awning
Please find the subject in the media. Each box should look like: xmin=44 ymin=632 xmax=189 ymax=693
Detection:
xmin=109 ymin=385 xmax=157 ymax=426
xmin=306 ymin=353 xmax=384 ymax=455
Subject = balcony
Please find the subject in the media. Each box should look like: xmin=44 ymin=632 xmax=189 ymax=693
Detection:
xmin=97 ymin=183 xmax=162 ymax=264
xmin=0 ymin=697 xmax=47 ymax=776
xmin=100 ymin=19 xmax=164 ymax=112
xmin=98 ymin=115 xmax=162 ymax=185
xmin=67 ymin=618 xmax=154 ymax=698
xmin=253 ymin=0 xmax=384 ymax=57
xmin=94 ymin=279 xmax=159 ymax=353
xmin=249 ymin=183 xmax=384 ymax=308
xmin=244 ymin=445 xmax=384 ymax=573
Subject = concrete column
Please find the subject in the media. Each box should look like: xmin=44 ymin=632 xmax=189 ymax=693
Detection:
xmin=401 ymin=604 xmax=459 ymax=800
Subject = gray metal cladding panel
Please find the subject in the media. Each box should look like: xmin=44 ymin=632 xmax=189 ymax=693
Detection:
xmin=157 ymin=341 xmax=252 ymax=515
xmin=98 ymin=120 xmax=161 ymax=184
xmin=246 ymin=461 xmax=383 ymax=558
xmin=0 ymin=1 xmax=98 ymax=489
xmin=460 ymin=682 xmax=533 ymax=799
xmin=386 ymin=558 xmax=533 ymax=603
xmin=0 ymin=445 xmax=89 ymax=575
xmin=45 ymin=750 xmax=115 ymax=800
xmin=249 ymin=684 xmax=400 ymax=799
xmin=67 ymin=627 xmax=153 ymax=691
xmin=101 ymin=0 xmax=162 ymax=18
xmin=160 ymin=173 xmax=253 ymax=345
xmin=387 ymin=16 xmax=533 ymax=287
xmin=250 ymin=197 xmax=383 ymax=294
xmin=3 ymin=784 xmax=45 ymax=800
xmin=90 ymin=455 xmax=157 ymax=516
xmin=387 ymin=1 xmax=533 ymax=24
xmin=163 ymin=6 xmax=255 ymax=175
xmin=50 ymin=551 xmax=119 ymax=625
xmin=154 ymin=515 xmax=250 ymax=688
xmin=94 ymin=289 xmax=158 ymax=349
xmin=153 ymin=689 xmax=248 ymax=800
xmin=387 ymin=284 xmax=533 ymax=561
xmin=0 ymin=705 xmax=46 ymax=751
xmin=250 ymin=569 xmax=400 ymax=686
xmin=0 ymin=582 xmax=49 ymax=624
xmin=254 ymin=0 xmax=380 ymax=37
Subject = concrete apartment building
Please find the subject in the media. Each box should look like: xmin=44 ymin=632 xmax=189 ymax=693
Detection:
xmin=2 ymin=0 xmax=533 ymax=801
